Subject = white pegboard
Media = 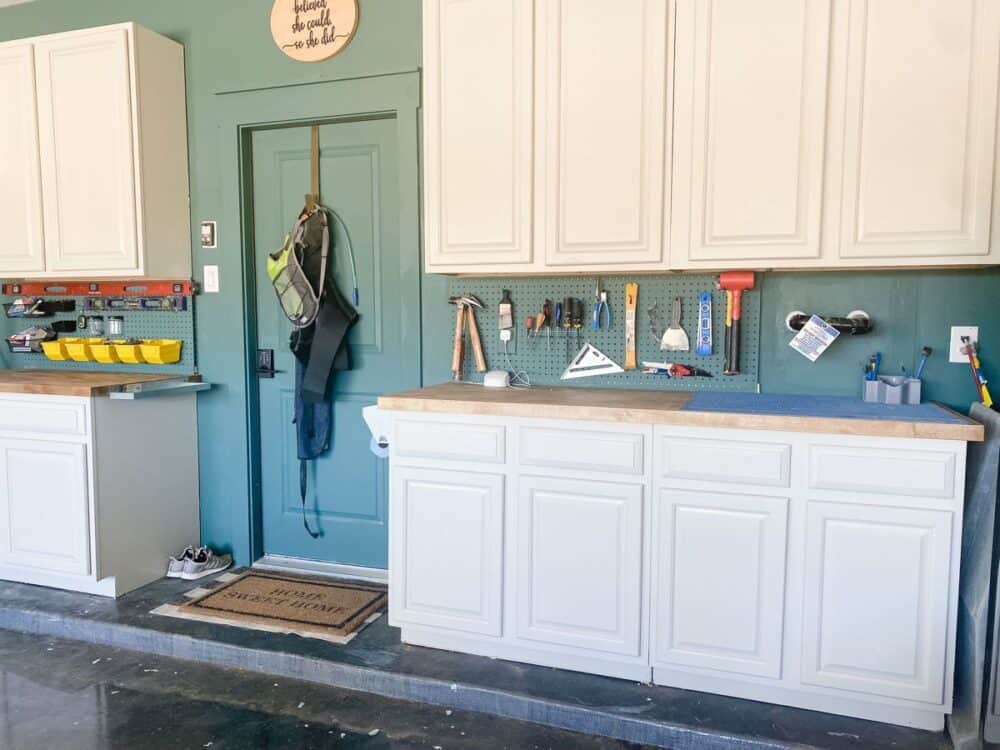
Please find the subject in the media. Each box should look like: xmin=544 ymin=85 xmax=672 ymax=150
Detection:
xmin=447 ymin=275 xmax=759 ymax=391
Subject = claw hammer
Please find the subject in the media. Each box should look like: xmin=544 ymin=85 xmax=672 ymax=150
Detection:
xmin=449 ymin=294 xmax=487 ymax=380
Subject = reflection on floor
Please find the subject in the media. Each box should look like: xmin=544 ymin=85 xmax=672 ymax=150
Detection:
xmin=0 ymin=629 xmax=645 ymax=750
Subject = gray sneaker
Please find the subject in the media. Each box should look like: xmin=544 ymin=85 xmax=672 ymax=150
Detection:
xmin=166 ymin=546 xmax=196 ymax=578
xmin=182 ymin=547 xmax=233 ymax=580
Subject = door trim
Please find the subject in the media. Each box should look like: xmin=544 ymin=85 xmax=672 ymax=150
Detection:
xmin=216 ymin=72 xmax=422 ymax=566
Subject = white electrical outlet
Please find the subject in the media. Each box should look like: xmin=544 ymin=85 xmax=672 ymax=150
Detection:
xmin=949 ymin=326 xmax=978 ymax=363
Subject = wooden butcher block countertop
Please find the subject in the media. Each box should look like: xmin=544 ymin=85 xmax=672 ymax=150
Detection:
xmin=379 ymin=383 xmax=985 ymax=441
xmin=0 ymin=370 xmax=199 ymax=397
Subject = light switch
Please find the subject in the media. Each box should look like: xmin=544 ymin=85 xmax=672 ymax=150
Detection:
xmin=949 ymin=326 xmax=978 ymax=363
xmin=203 ymin=265 xmax=220 ymax=294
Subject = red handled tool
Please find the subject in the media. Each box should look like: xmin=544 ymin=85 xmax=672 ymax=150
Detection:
xmin=717 ymin=272 xmax=755 ymax=375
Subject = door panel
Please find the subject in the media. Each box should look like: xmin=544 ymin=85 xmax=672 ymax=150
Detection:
xmin=540 ymin=0 xmax=669 ymax=266
xmin=801 ymin=502 xmax=952 ymax=703
xmin=35 ymin=29 xmax=139 ymax=273
xmin=423 ymin=0 xmax=534 ymax=268
xmin=671 ymin=0 xmax=831 ymax=264
xmin=0 ymin=43 xmax=45 ymax=274
xmin=253 ymin=118 xmax=419 ymax=568
xmin=835 ymin=0 xmax=1000 ymax=259
xmin=0 ymin=439 xmax=90 ymax=576
xmin=654 ymin=489 xmax=788 ymax=678
xmin=390 ymin=467 xmax=504 ymax=635
xmin=515 ymin=475 xmax=643 ymax=655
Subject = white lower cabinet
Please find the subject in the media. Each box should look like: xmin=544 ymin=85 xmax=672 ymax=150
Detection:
xmin=515 ymin=476 xmax=643 ymax=656
xmin=0 ymin=392 xmax=200 ymax=597
xmin=653 ymin=489 xmax=788 ymax=678
xmin=801 ymin=501 xmax=953 ymax=704
xmin=390 ymin=467 xmax=504 ymax=636
xmin=0 ymin=438 xmax=90 ymax=576
xmin=387 ymin=414 xmax=968 ymax=730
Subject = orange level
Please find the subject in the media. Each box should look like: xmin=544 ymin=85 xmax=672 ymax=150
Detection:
xmin=2 ymin=280 xmax=196 ymax=297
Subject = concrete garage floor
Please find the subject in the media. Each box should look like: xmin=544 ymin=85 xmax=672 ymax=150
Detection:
xmin=0 ymin=629 xmax=647 ymax=750
xmin=0 ymin=574 xmax=955 ymax=749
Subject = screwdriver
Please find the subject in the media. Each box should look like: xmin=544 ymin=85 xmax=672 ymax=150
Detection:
xmin=543 ymin=300 xmax=553 ymax=351
xmin=562 ymin=298 xmax=574 ymax=358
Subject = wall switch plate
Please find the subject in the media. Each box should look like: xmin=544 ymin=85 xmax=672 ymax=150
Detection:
xmin=949 ymin=326 xmax=978 ymax=363
xmin=203 ymin=265 xmax=220 ymax=294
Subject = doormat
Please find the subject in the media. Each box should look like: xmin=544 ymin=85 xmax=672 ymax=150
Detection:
xmin=152 ymin=570 xmax=386 ymax=644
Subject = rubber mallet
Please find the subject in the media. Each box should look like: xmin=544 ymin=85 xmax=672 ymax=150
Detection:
xmin=717 ymin=272 xmax=755 ymax=375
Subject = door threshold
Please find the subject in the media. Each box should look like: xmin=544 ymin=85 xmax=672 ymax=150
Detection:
xmin=253 ymin=554 xmax=388 ymax=584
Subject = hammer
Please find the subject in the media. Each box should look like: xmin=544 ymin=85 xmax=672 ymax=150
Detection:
xmin=449 ymin=294 xmax=487 ymax=380
xmin=717 ymin=272 xmax=755 ymax=375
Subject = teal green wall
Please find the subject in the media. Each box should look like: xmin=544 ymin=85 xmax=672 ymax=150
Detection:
xmin=759 ymin=269 xmax=998 ymax=409
xmin=0 ymin=0 xmax=441 ymax=565
xmin=1 ymin=1 xmax=997 ymax=565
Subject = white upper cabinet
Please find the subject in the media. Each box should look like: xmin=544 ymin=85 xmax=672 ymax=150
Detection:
xmin=422 ymin=0 xmax=1000 ymax=274
xmin=422 ymin=0 xmax=671 ymax=274
xmin=0 ymin=23 xmax=191 ymax=279
xmin=423 ymin=0 xmax=535 ymax=270
xmin=670 ymin=0 xmax=832 ymax=268
xmin=828 ymin=0 xmax=1000 ymax=264
xmin=538 ymin=0 xmax=669 ymax=268
xmin=0 ymin=44 xmax=45 ymax=275
xmin=35 ymin=29 xmax=139 ymax=274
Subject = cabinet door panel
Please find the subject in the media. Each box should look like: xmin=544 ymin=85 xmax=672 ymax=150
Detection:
xmin=423 ymin=0 xmax=534 ymax=269
xmin=0 ymin=44 xmax=45 ymax=275
xmin=390 ymin=467 xmax=504 ymax=635
xmin=0 ymin=439 xmax=90 ymax=576
xmin=671 ymin=0 xmax=831 ymax=264
xmin=801 ymin=502 xmax=952 ymax=703
xmin=654 ymin=489 xmax=788 ymax=677
xmin=836 ymin=0 xmax=1000 ymax=259
xmin=35 ymin=28 xmax=139 ymax=273
xmin=515 ymin=476 xmax=643 ymax=655
xmin=540 ymin=0 xmax=669 ymax=266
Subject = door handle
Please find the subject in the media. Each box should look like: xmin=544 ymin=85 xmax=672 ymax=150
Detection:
xmin=255 ymin=349 xmax=283 ymax=378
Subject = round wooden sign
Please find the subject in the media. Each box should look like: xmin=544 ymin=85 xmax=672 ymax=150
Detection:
xmin=270 ymin=0 xmax=359 ymax=63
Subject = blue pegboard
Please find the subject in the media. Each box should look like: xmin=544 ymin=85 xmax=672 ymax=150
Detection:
xmin=446 ymin=275 xmax=759 ymax=391
xmin=3 ymin=295 xmax=196 ymax=373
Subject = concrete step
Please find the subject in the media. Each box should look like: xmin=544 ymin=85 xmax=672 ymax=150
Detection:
xmin=0 ymin=576 xmax=951 ymax=750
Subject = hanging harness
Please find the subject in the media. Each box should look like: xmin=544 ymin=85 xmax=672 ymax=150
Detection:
xmin=269 ymin=205 xmax=359 ymax=538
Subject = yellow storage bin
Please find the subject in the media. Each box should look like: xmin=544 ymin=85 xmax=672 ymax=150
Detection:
xmin=42 ymin=338 xmax=78 ymax=361
xmin=65 ymin=338 xmax=104 ymax=363
xmin=114 ymin=341 xmax=146 ymax=364
xmin=91 ymin=340 xmax=124 ymax=364
xmin=139 ymin=339 xmax=182 ymax=365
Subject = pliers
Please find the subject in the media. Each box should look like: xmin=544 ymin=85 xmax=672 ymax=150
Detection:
xmin=592 ymin=284 xmax=611 ymax=329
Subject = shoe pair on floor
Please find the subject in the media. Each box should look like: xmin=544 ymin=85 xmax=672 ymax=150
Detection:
xmin=167 ymin=546 xmax=233 ymax=580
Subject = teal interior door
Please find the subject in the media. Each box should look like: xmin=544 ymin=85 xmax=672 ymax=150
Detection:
xmin=251 ymin=117 xmax=419 ymax=569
